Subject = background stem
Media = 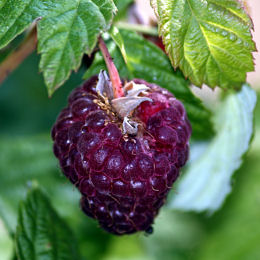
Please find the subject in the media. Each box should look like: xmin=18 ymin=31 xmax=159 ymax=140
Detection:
xmin=0 ymin=27 xmax=37 ymax=86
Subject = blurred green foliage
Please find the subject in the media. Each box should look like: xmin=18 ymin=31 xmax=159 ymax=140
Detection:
xmin=0 ymin=221 xmax=12 ymax=260
xmin=113 ymin=0 xmax=133 ymax=21
xmin=0 ymin=52 xmax=84 ymax=135
xmin=0 ymin=52 xmax=260 ymax=260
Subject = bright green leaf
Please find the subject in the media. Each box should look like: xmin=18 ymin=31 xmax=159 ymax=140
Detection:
xmin=152 ymin=0 xmax=255 ymax=89
xmin=170 ymin=84 xmax=257 ymax=212
xmin=37 ymin=0 xmax=116 ymax=96
xmin=84 ymin=29 xmax=213 ymax=139
xmin=0 ymin=0 xmax=51 ymax=49
xmin=16 ymin=188 xmax=79 ymax=260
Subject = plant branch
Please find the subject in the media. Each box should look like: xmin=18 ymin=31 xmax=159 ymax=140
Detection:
xmin=116 ymin=22 xmax=158 ymax=36
xmin=98 ymin=36 xmax=123 ymax=98
xmin=0 ymin=27 xmax=37 ymax=86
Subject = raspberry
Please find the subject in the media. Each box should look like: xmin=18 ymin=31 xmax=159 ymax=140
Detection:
xmin=52 ymin=73 xmax=191 ymax=235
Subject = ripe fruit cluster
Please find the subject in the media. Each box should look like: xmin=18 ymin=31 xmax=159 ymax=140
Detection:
xmin=52 ymin=74 xmax=191 ymax=235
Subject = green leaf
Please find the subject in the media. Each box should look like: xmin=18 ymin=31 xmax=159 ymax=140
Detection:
xmin=0 ymin=0 xmax=116 ymax=96
xmin=37 ymin=0 xmax=116 ymax=96
xmin=109 ymin=26 xmax=128 ymax=63
xmin=84 ymin=29 xmax=213 ymax=139
xmin=0 ymin=135 xmax=80 ymax=234
xmin=152 ymin=0 xmax=255 ymax=89
xmin=0 ymin=0 xmax=51 ymax=49
xmin=16 ymin=188 xmax=79 ymax=260
xmin=170 ymin=84 xmax=257 ymax=212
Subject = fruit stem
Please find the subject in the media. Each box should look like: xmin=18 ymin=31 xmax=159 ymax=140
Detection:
xmin=98 ymin=36 xmax=124 ymax=98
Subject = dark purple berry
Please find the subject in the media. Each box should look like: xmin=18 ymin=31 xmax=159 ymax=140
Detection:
xmin=52 ymin=75 xmax=191 ymax=235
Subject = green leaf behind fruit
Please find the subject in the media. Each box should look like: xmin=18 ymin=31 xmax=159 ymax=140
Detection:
xmin=170 ymin=84 xmax=257 ymax=212
xmin=151 ymin=0 xmax=255 ymax=89
xmin=16 ymin=188 xmax=79 ymax=260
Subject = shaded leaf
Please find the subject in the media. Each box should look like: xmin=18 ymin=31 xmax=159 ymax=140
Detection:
xmin=84 ymin=29 xmax=213 ymax=139
xmin=152 ymin=0 xmax=255 ymax=89
xmin=16 ymin=188 xmax=79 ymax=260
xmin=171 ymin=84 xmax=257 ymax=212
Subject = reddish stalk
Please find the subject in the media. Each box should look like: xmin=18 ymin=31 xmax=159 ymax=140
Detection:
xmin=98 ymin=36 xmax=124 ymax=98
